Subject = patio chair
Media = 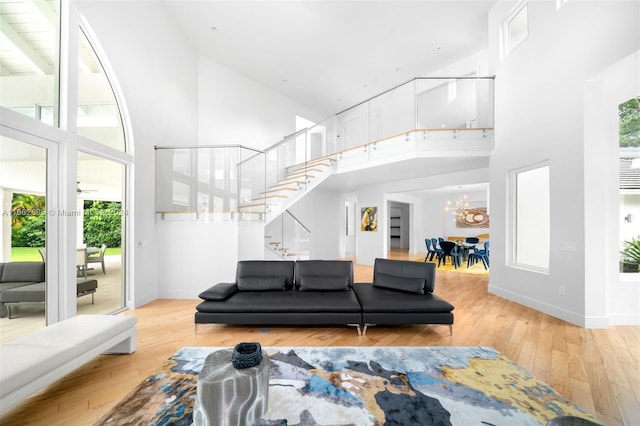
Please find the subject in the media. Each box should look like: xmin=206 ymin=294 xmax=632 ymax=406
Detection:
xmin=76 ymin=248 xmax=87 ymax=278
xmin=86 ymin=244 xmax=107 ymax=274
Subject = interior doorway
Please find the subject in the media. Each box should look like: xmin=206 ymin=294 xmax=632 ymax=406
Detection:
xmin=388 ymin=201 xmax=410 ymax=253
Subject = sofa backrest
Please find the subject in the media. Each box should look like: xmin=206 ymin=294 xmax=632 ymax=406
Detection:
xmin=236 ymin=260 xmax=295 ymax=291
xmin=0 ymin=262 xmax=45 ymax=283
xmin=294 ymin=260 xmax=354 ymax=291
xmin=373 ymin=258 xmax=436 ymax=294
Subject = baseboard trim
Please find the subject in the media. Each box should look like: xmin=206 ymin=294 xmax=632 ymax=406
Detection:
xmin=608 ymin=313 xmax=640 ymax=326
xmin=488 ymin=285 xmax=610 ymax=328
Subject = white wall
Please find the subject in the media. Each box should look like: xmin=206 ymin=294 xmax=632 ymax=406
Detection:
xmin=198 ymin=57 xmax=325 ymax=149
xmin=76 ymin=0 xmax=200 ymax=307
xmin=156 ymin=220 xmax=239 ymax=298
xmin=288 ymin=189 xmax=343 ymax=260
xmin=487 ymin=1 xmax=639 ymax=326
xmin=79 ymin=1 xmax=329 ymax=302
xmin=421 ymin=191 xmax=489 ymax=241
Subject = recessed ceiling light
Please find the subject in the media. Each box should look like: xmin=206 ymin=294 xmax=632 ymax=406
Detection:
xmin=395 ymin=67 xmax=401 ymax=72
xmin=211 ymin=26 xmax=218 ymax=31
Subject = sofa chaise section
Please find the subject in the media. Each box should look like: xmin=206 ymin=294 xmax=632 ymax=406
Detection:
xmin=353 ymin=258 xmax=454 ymax=335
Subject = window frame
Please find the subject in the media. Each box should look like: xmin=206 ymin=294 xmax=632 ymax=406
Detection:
xmin=502 ymin=0 xmax=529 ymax=57
xmin=509 ymin=161 xmax=551 ymax=273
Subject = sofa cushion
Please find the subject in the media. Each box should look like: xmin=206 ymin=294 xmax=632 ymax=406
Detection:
xmin=298 ymin=275 xmax=349 ymax=291
xmin=294 ymin=260 xmax=353 ymax=289
xmin=373 ymin=273 xmax=425 ymax=294
xmin=373 ymin=258 xmax=436 ymax=293
xmin=237 ymin=276 xmax=287 ymax=291
xmin=236 ymin=261 xmax=295 ymax=290
xmin=196 ymin=289 xmax=361 ymax=314
xmin=1 ymin=262 xmax=45 ymax=283
xmin=199 ymin=282 xmax=238 ymax=301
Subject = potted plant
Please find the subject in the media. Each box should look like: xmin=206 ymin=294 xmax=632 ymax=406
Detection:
xmin=620 ymin=236 xmax=640 ymax=273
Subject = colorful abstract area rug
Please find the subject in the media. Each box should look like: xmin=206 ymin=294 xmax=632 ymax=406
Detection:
xmin=96 ymin=346 xmax=600 ymax=426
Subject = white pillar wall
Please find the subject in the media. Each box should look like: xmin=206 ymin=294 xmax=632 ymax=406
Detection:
xmin=1 ymin=189 xmax=12 ymax=261
xmin=77 ymin=197 xmax=84 ymax=247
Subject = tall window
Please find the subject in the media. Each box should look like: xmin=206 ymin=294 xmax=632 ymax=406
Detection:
xmin=77 ymin=29 xmax=125 ymax=151
xmin=504 ymin=1 xmax=528 ymax=56
xmin=512 ymin=163 xmax=550 ymax=271
xmin=0 ymin=1 xmax=132 ymax=336
xmin=619 ymin=97 xmax=640 ymax=273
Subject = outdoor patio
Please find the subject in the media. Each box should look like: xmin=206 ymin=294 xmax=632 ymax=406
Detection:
xmin=0 ymin=254 xmax=124 ymax=343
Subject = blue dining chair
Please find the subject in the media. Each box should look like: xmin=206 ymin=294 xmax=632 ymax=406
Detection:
xmin=424 ymin=239 xmax=439 ymax=262
xmin=468 ymin=241 xmax=490 ymax=269
xmin=431 ymin=238 xmax=444 ymax=260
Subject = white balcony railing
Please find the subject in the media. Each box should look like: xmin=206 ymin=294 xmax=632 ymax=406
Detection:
xmin=155 ymin=76 xmax=494 ymax=222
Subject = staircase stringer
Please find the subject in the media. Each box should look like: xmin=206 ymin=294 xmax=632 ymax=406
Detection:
xmin=263 ymin=161 xmax=336 ymax=226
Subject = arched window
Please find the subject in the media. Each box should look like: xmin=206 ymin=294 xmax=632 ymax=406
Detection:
xmin=0 ymin=0 xmax=133 ymax=338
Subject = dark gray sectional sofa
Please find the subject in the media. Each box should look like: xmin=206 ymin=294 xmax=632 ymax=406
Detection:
xmin=0 ymin=262 xmax=98 ymax=318
xmin=195 ymin=258 xmax=454 ymax=335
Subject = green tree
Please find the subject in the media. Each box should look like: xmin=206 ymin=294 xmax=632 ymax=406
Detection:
xmin=83 ymin=200 xmax=122 ymax=248
xmin=11 ymin=193 xmax=46 ymax=227
xmin=619 ymin=97 xmax=640 ymax=148
xmin=11 ymin=193 xmax=46 ymax=247
xmin=11 ymin=211 xmax=46 ymax=247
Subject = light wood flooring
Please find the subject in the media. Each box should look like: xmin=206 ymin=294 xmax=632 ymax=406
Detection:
xmin=0 ymin=252 xmax=638 ymax=425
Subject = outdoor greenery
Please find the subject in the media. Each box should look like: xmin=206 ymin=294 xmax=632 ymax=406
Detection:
xmin=10 ymin=193 xmax=46 ymax=247
xmin=10 ymin=193 xmax=122 ymax=248
xmin=620 ymin=236 xmax=640 ymax=272
xmin=619 ymin=97 xmax=640 ymax=148
xmin=83 ymin=200 xmax=123 ymax=248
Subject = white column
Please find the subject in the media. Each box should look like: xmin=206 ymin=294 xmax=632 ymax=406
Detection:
xmin=1 ymin=189 xmax=12 ymax=262
xmin=77 ymin=196 xmax=84 ymax=247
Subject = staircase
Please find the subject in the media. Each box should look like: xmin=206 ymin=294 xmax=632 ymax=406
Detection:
xmin=239 ymin=155 xmax=337 ymax=224
xmin=264 ymin=210 xmax=311 ymax=260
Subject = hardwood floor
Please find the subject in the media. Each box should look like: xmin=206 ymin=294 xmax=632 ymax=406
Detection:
xmin=1 ymin=254 xmax=638 ymax=425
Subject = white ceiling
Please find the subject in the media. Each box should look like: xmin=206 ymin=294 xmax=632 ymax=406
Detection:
xmin=164 ymin=0 xmax=496 ymax=115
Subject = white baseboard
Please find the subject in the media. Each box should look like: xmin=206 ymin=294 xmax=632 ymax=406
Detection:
xmin=608 ymin=313 xmax=640 ymax=326
xmin=488 ymin=285 xmax=610 ymax=328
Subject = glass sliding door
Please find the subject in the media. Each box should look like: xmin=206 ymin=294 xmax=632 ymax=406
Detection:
xmin=77 ymin=152 xmax=125 ymax=314
xmin=0 ymin=136 xmax=48 ymax=341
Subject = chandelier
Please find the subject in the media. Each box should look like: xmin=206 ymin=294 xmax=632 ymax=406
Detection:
xmin=445 ymin=194 xmax=469 ymax=222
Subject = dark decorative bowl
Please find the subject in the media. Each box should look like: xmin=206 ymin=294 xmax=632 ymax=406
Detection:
xmin=231 ymin=342 xmax=263 ymax=369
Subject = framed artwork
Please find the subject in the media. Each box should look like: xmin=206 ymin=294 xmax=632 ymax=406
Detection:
xmin=456 ymin=207 xmax=490 ymax=228
xmin=361 ymin=207 xmax=377 ymax=231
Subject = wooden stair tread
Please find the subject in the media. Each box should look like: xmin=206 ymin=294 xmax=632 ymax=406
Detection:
xmin=260 ymin=188 xmax=298 ymax=195
xmin=252 ymin=194 xmax=287 ymax=201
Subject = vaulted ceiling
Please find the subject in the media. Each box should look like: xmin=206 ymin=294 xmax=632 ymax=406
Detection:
xmin=163 ymin=0 xmax=495 ymax=115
